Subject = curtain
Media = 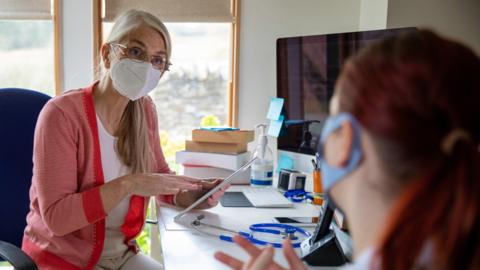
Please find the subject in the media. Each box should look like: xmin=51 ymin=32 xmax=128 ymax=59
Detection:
xmin=104 ymin=0 xmax=233 ymax=22
xmin=0 ymin=0 xmax=51 ymax=20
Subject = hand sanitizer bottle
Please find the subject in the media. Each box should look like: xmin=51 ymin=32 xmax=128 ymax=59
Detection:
xmin=250 ymin=124 xmax=273 ymax=187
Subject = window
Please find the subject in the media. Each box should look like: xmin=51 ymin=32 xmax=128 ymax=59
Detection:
xmin=102 ymin=22 xmax=231 ymax=169
xmin=0 ymin=0 xmax=56 ymax=97
xmin=152 ymin=23 xmax=231 ymax=168
xmin=100 ymin=0 xmax=239 ymax=170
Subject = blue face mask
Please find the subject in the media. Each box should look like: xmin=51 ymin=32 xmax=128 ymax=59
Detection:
xmin=317 ymin=113 xmax=362 ymax=192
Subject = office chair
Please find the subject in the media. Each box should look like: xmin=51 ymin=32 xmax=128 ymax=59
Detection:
xmin=0 ymin=88 xmax=51 ymax=270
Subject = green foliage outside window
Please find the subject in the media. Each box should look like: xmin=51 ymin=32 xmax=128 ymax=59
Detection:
xmin=136 ymin=226 xmax=151 ymax=255
xmin=200 ymin=115 xmax=221 ymax=127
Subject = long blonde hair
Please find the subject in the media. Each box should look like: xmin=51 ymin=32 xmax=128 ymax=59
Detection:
xmin=103 ymin=9 xmax=171 ymax=173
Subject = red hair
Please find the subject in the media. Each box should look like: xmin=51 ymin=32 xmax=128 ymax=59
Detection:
xmin=338 ymin=30 xmax=480 ymax=269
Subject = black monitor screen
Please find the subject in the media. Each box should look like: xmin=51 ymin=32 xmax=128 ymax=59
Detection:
xmin=276 ymin=27 xmax=416 ymax=155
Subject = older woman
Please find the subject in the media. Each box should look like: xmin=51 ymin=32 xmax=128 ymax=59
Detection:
xmin=215 ymin=30 xmax=480 ymax=269
xmin=22 ymin=9 xmax=227 ymax=270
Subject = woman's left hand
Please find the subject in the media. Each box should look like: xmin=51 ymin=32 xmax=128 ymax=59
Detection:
xmin=174 ymin=178 xmax=230 ymax=209
xmin=201 ymin=179 xmax=230 ymax=207
xmin=214 ymin=235 xmax=308 ymax=270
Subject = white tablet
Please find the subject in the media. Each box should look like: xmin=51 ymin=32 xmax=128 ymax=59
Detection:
xmin=173 ymin=156 xmax=257 ymax=222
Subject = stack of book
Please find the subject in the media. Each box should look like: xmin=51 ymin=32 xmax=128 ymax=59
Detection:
xmin=176 ymin=128 xmax=255 ymax=184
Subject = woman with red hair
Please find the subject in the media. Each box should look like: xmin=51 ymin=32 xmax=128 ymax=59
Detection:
xmin=215 ymin=30 xmax=480 ymax=269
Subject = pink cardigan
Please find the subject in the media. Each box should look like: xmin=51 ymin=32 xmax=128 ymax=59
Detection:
xmin=22 ymin=83 xmax=173 ymax=270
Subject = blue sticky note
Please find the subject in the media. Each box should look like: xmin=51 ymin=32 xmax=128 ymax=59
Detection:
xmin=268 ymin=116 xmax=284 ymax=137
xmin=267 ymin=98 xmax=285 ymax=120
xmin=276 ymin=154 xmax=294 ymax=173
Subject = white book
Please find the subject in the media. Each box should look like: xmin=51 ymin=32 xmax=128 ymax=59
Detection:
xmin=180 ymin=165 xmax=250 ymax=185
xmin=175 ymin=151 xmax=251 ymax=171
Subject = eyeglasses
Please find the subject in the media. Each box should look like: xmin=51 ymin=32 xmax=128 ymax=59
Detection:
xmin=110 ymin=43 xmax=171 ymax=72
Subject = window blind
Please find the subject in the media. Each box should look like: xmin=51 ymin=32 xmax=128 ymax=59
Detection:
xmin=104 ymin=0 xmax=233 ymax=23
xmin=0 ymin=0 xmax=52 ymax=20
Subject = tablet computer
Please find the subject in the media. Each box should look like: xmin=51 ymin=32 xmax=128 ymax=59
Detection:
xmin=173 ymin=156 xmax=257 ymax=221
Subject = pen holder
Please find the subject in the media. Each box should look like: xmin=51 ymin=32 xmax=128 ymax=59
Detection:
xmin=312 ymin=170 xmax=323 ymax=205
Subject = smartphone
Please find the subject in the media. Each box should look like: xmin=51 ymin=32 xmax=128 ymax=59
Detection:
xmin=273 ymin=216 xmax=319 ymax=226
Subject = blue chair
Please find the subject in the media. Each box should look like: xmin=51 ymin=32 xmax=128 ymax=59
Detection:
xmin=0 ymin=88 xmax=51 ymax=270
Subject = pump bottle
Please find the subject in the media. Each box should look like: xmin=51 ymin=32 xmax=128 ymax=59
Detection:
xmin=250 ymin=124 xmax=274 ymax=186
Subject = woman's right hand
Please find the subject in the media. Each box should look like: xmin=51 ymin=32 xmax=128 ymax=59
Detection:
xmin=125 ymin=173 xmax=201 ymax=196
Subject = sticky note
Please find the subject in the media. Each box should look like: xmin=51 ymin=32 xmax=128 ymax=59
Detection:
xmin=268 ymin=115 xmax=284 ymax=137
xmin=276 ymin=153 xmax=294 ymax=173
xmin=266 ymin=98 xmax=285 ymax=121
xmin=268 ymin=119 xmax=283 ymax=137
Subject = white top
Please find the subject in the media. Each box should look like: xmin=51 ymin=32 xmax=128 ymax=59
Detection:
xmin=96 ymin=115 xmax=131 ymax=258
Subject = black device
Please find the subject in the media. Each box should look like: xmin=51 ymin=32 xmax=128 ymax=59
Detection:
xmin=300 ymin=201 xmax=351 ymax=266
xmin=284 ymin=120 xmax=321 ymax=154
xmin=277 ymin=169 xmax=306 ymax=191
xmin=276 ymin=27 xmax=417 ymax=156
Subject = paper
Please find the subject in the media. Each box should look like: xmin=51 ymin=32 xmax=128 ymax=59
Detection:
xmin=266 ymin=98 xmax=285 ymax=120
xmin=276 ymin=153 xmax=294 ymax=173
xmin=268 ymin=115 xmax=284 ymax=137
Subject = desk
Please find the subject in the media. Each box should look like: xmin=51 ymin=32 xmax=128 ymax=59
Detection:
xmin=157 ymin=185 xmax=332 ymax=270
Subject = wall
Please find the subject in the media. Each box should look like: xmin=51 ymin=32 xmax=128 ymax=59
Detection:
xmin=387 ymin=0 xmax=480 ymax=54
xmin=60 ymin=0 xmax=94 ymax=91
xmin=237 ymin=0 xmax=362 ymax=132
xmin=359 ymin=0 xmax=388 ymax=30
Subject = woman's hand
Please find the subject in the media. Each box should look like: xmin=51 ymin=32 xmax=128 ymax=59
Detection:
xmin=201 ymin=179 xmax=230 ymax=207
xmin=214 ymin=235 xmax=307 ymax=270
xmin=126 ymin=173 xmax=201 ymax=196
xmin=174 ymin=178 xmax=230 ymax=209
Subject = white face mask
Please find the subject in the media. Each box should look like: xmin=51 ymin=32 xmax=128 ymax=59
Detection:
xmin=110 ymin=58 xmax=161 ymax=101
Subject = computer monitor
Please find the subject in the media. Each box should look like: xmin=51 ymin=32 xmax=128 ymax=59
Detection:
xmin=276 ymin=27 xmax=416 ymax=166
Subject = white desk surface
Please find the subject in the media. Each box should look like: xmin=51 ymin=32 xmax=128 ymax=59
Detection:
xmin=157 ymin=185 xmax=337 ymax=270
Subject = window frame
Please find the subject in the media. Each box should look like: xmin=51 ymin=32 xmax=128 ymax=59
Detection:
xmin=91 ymin=0 xmax=240 ymax=127
xmin=53 ymin=0 xmax=62 ymax=95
